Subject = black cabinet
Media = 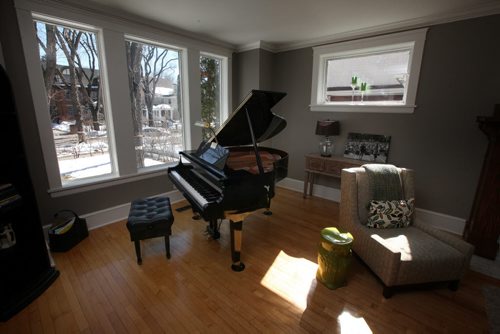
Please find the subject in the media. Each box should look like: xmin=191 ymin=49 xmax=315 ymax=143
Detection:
xmin=0 ymin=65 xmax=59 ymax=321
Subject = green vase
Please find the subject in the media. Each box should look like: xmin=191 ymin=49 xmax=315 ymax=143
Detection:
xmin=316 ymin=227 xmax=353 ymax=289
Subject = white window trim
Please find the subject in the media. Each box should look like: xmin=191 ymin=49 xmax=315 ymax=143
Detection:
xmin=310 ymin=28 xmax=427 ymax=113
xmin=200 ymin=51 xmax=229 ymax=123
xmin=15 ymin=0 xmax=232 ymax=196
xmin=124 ymin=34 xmax=188 ymax=173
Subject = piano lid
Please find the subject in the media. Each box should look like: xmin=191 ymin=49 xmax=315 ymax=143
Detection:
xmin=209 ymin=90 xmax=287 ymax=147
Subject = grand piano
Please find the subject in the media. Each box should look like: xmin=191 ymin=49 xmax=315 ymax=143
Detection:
xmin=168 ymin=90 xmax=288 ymax=271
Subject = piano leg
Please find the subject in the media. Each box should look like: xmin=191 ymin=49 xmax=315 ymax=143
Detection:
xmin=229 ymin=220 xmax=245 ymax=272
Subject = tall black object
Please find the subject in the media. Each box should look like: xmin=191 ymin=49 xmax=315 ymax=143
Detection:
xmin=463 ymin=105 xmax=500 ymax=259
xmin=0 ymin=65 xmax=59 ymax=321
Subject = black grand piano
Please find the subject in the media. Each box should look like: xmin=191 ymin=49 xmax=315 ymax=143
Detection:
xmin=168 ymin=90 xmax=288 ymax=271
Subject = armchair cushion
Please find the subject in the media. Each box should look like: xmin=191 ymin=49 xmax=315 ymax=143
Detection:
xmin=367 ymin=198 xmax=415 ymax=228
xmin=370 ymin=227 xmax=466 ymax=285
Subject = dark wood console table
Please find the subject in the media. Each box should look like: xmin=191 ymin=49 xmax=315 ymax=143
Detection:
xmin=463 ymin=105 xmax=500 ymax=260
xmin=303 ymin=154 xmax=362 ymax=198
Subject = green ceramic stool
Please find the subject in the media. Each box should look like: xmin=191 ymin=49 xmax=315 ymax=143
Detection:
xmin=316 ymin=227 xmax=353 ymax=289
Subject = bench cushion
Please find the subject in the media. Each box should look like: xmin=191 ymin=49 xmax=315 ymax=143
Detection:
xmin=126 ymin=196 xmax=173 ymax=241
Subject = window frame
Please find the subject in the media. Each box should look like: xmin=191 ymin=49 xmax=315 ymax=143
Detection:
xmin=310 ymin=28 xmax=427 ymax=113
xmin=200 ymin=51 xmax=229 ymax=126
xmin=31 ymin=13 xmax=118 ymax=187
xmin=124 ymin=35 xmax=186 ymax=171
xmin=16 ymin=3 xmax=232 ymax=197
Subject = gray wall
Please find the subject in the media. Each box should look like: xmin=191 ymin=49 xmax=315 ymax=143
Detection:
xmin=270 ymin=14 xmax=500 ymax=219
xmin=233 ymin=49 xmax=260 ymax=107
xmin=259 ymin=49 xmax=274 ymax=91
xmin=232 ymin=48 xmax=275 ymax=107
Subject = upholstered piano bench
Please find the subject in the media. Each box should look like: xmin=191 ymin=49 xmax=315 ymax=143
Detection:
xmin=126 ymin=196 xmax=174 ymax=265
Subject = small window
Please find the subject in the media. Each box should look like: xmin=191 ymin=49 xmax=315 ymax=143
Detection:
xmin=310 ymin=29 xmax=427 ymax=113
xmin=34 ymin=19 xmax=114 ymax=185
xmin=200 ymin=53 xmax=227 ymax=140
xmin=125 ymin=38 xmax=184 ymax=169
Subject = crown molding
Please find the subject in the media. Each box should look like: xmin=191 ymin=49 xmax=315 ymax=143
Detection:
xmin=237 ymin=1 xmax=500 ymax=53
xmin=236 ymin=40 xmax=275 ymax=53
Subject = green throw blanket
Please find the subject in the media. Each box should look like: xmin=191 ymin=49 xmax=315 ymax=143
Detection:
xmin=363 ymin=164 xmax=403 ymax=200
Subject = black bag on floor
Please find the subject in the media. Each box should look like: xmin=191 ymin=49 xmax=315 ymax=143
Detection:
xmin=48 ymin=210 xmax=88 ymax=252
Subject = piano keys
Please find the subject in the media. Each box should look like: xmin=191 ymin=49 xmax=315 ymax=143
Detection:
xmin=168 ymin=90 xmax=288 ymax=271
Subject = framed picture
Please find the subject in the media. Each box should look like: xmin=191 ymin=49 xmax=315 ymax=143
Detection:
xmin=344 ymin=132 xmax=391 ymax=163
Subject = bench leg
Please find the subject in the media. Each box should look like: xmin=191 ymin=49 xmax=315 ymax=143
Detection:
xmin=164 ymin=235 xmax=171 ymax=259
xmin=134 ymin=240 xmax=142 ymax=265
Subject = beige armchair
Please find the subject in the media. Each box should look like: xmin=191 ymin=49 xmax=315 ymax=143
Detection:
xmin=339 ymin=166 xmax=474 ymax=298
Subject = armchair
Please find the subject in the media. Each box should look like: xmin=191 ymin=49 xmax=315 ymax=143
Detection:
xmin=339 ymin=166 xmax=473 ymax=298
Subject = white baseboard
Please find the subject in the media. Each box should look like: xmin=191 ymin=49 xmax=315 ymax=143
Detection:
xmin=278 ymin=177 xmax=341 ymax=202
xmin=43 ymin=189 xmax=185 ymax=234
xmin=277 ymin=177 xmax=466 ymax=236
xmin=45 ymin=178 xmax=466 ymax=236
xmin=413 ymin=208 xmax=466 ymax=236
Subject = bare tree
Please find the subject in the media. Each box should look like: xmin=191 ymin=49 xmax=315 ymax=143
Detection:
xmin=73 ymin=32 xmax=101 ymax=131
xmin=55 ymin=27 xmax=86 ymax=140
xmin=126 ymin=41 xmax=145 ymax=167
xmin=35 ymin=23 xmax=58 ymax=107
xmin=142 ymin=45 xmax=176 ymax=127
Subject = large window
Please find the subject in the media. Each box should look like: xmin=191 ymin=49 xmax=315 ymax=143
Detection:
xmin=34 ymin=19 xmax=113 ymax=185
xmin=22 ymin=7 xmax=231 ymax=194
xmin=200 ymin=53 xmax=225 ymax=140
xmin=310 ymin=29 xmax=427 ymax=113
xmin=125 ymin=38 xmax=183 ymax=169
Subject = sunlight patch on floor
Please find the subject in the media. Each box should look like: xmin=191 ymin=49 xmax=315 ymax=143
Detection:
xmin=260 ymin=250 xmax=318 ymax=311
xmin=338 ymin=309 xmax=372 ymax=334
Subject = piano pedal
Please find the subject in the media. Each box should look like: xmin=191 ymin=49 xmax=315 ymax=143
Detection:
xmin=205 ymin=225 xmax=221 ymax=240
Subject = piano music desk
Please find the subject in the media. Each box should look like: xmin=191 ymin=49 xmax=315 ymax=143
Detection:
xmin=303 ymin=154 xmax=362 ymax=198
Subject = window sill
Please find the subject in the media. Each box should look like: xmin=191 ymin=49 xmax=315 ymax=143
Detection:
xmin=310 ymin=104 xmax=416 ymax=113
xmin=48 ymin=166 xmax=171 ymax=198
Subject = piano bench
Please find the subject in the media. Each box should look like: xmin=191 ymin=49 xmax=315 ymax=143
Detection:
xmin=126 ymin=196 xmax=174 ymax=265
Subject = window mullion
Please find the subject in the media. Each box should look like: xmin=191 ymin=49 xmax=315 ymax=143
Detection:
xmin=100 ymin=28 xmax=137 ymax=176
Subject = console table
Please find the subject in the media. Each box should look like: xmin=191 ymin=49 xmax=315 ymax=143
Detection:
xmin=303 ymin=154 xmax=362 ymax=198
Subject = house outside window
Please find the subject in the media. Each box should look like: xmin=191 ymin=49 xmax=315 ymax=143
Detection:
xmin=125 ymin=38 xmax=184 ymax=169
xmin=310 ymin=29 xmax=427 ymax=113
xmin=34 ymin=19 xmax=113 ymax=185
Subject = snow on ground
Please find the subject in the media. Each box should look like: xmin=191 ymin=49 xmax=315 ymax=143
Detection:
xmin=59 ymin=154 xmax=169 ymax=181
xmin=53 ymin=122 xmax=181 ymax=182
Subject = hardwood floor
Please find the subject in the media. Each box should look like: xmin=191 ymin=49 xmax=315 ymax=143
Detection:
xmin=1 ymin=187 xmax=498 ymax=333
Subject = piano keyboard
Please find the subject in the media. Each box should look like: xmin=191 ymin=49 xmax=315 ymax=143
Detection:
xmin=170 ymin=169 xmax=221 ymax=209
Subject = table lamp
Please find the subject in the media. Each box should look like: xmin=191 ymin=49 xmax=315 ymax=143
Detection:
xmin=316 ymin=120 xmax=340 ymax=157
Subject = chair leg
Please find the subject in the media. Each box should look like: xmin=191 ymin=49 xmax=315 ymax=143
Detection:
xmin=448 ymin=280 xmax=459 ymax=291
xmin=383 ymin=286 xmax=394 ymax=299
xmin=134 ymin=240 xmax=142 ymax=265
xmin=164 ymin=235 xmax=171 ymax=259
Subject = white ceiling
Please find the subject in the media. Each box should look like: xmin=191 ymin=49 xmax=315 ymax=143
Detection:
xmin=84 ymin=0 xmax=500 ymax=51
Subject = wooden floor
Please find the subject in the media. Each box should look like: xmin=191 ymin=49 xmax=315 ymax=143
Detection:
xmin=1 ymin=188 xmax=498 ymax=333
